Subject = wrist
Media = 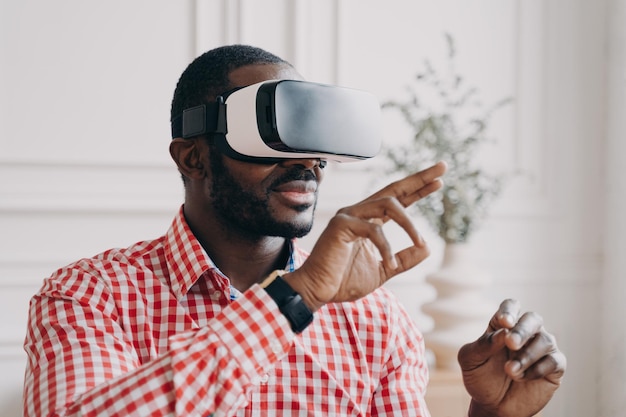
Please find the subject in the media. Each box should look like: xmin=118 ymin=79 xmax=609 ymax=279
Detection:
xmin=468 ymin=401 xmax=499 ymax=417
xmin=261 ymin=271 xmax=315 ymax=333
xmin=281 ymin=271 xmax=325 ymax=312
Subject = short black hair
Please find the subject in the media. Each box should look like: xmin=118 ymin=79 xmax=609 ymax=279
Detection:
xmin=170 ymin=44 xmax=291 ymax=121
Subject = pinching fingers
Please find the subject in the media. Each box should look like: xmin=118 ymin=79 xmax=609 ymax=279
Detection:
xmin=339 ymin=196 xmax=423 ymax=248
xmin=504 ymin=327 xmax=564 ymax=381
xmin=505 ymin=311 xmax=544 ymax=351
xmin=523 ymin=349 xmax=567 ymax=383
xmin=364 ymin=161 xmax=447 ymax=207
xmin=489 ymin=298 xmax=521 ymax=332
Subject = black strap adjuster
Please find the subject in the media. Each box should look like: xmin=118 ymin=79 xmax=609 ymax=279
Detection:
xmin=171 ymin=98 xmax=227 ymax=139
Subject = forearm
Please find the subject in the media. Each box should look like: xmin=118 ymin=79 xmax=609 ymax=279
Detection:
xmin=24 ymin=331 xmax=245 ymax=417
xmin=24 ymin=286 xmax=295 ymax=417
xmin=60 ymin=328 xmax=257 ymax=417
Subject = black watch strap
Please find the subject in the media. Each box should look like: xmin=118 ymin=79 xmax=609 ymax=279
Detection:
xmin=262 ymin=273 xmax=314 ymax=334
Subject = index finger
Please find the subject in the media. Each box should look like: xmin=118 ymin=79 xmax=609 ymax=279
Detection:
xmin=364 ymin=161 xmax=447 ymax=207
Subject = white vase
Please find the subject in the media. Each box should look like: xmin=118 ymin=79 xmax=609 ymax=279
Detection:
xmin=421 ymin=243 xmax=496 ymax=370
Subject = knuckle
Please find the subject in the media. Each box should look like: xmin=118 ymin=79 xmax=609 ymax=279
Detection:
xmin=384 ymin=195 xmax=400 ymax=205
xmin=336 ymin=206 xmax=354 ymax=216
xmin=540 ymin=329 xmax=557 ymax=348
xmin=327 ymin=212 xmax=352 ymax=229
xmin=377 ymin=195 xmax=400 ymax=207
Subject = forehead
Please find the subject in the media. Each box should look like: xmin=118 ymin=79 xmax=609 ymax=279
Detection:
xmin=228 ymin=63 xmax=303 ymax=89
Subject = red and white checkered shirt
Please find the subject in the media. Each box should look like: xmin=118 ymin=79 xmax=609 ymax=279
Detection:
xmin=23 ymin=206 xmax=430 ymax=416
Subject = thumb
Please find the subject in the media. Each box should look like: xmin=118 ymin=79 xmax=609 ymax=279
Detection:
xmin=458 ymin=328 xmax=509 ymax=369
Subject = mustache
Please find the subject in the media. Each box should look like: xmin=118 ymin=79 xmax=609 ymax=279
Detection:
xmin=270 ymin=167 xmax=318 ymax=189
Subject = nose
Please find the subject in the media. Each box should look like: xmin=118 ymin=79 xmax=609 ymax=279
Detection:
xmin=279 ymin=158 xmax=327 ymax=169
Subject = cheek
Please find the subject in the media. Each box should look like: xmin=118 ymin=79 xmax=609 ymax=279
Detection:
xmin=222 ymin=161 xmax=276 ymax=192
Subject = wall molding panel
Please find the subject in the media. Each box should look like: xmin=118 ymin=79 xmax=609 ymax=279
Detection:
xmin=0 ymin=1 xmax=614 ymax=416
xmin=0 ymin=160 xmax=182 ymax=214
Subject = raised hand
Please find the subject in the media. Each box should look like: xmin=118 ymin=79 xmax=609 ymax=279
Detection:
xmin=458 ymin=299 xmax=567 ymax=417
xmin=284 ymin=161 xmax=447 ymax=311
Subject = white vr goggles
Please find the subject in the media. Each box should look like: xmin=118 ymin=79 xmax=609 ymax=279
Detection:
xmin=171 ymin=80 xmax=383 ymax=163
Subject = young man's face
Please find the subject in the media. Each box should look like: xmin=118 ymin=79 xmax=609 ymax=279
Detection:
xmin=205 ymin=63 xmax=326 ymax=239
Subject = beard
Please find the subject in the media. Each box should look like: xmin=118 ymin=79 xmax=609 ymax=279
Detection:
xmin=208 ymin=149 xmax=317 ymax=239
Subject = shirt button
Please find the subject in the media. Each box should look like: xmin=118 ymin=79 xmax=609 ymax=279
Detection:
xmin=211 ymin=290 xmax=222 ymax=300
xmin=260 ymin=373 xmax=269 ymax=384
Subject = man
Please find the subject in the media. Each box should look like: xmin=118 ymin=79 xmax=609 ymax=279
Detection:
xmin=23 ymin=45 xmax=565 ymax=417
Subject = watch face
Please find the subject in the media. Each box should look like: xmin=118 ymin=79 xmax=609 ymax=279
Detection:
xmin=281 ymin=294 xmax=315 ymax=333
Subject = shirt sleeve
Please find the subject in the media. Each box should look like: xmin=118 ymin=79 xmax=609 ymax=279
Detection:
xmin=369 ymin=293 xmax=432 ymax=417
xmin=22 ymin=270 xmax=293 ymax=417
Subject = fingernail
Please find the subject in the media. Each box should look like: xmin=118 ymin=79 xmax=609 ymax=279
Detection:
xmin=500 ymin=313 xmax=515 ymax=326
xmin=510 ymin=361 xmax=521 ymax=373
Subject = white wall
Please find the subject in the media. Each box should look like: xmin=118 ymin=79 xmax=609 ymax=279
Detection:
xmin=0 ymin=1 xmax=619 ymax=416
xmin=600 ymin=0 xmax=626 ymax=415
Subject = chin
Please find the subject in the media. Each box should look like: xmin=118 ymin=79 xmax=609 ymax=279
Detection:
xmin=277 ymin=217 xmax=314 ymax=239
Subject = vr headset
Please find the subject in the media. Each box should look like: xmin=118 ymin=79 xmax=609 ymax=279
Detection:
xmin=171 ymin=80 xmax=383 ymax=163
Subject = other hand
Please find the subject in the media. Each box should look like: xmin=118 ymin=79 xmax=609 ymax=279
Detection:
xmin=285 ymin=161 xmax=447 ymax=311
xmin=458 ymin=299 xmax=567 ymax=417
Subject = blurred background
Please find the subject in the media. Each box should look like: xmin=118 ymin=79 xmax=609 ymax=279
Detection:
xmin=1 ymin=1 xmax=624 ymax=416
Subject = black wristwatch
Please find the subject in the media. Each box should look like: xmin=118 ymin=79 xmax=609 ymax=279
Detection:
xmin=261 ymin=270 xmax=314 ymax=334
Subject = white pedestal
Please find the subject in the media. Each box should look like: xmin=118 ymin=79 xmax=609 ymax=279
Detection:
xmin=421 ymin=244 xmax=496 ymax=369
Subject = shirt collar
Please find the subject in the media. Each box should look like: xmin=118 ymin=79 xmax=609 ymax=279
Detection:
xmin=163 ymin=206 xmax=308 ymax=299
xmin=163 ymin=206 xmax=213 ymax=299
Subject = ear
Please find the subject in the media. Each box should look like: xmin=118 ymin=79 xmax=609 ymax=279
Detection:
xmin=169 ymin=138 xmax=207 ymax=180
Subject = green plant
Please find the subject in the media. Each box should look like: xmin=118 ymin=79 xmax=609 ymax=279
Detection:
xmin=382 ymin=34 xmax=512 ymax=244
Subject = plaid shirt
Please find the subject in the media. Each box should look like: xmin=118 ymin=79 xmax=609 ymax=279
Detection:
xmin=23 ymin=207 xmax=430 ymax=416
